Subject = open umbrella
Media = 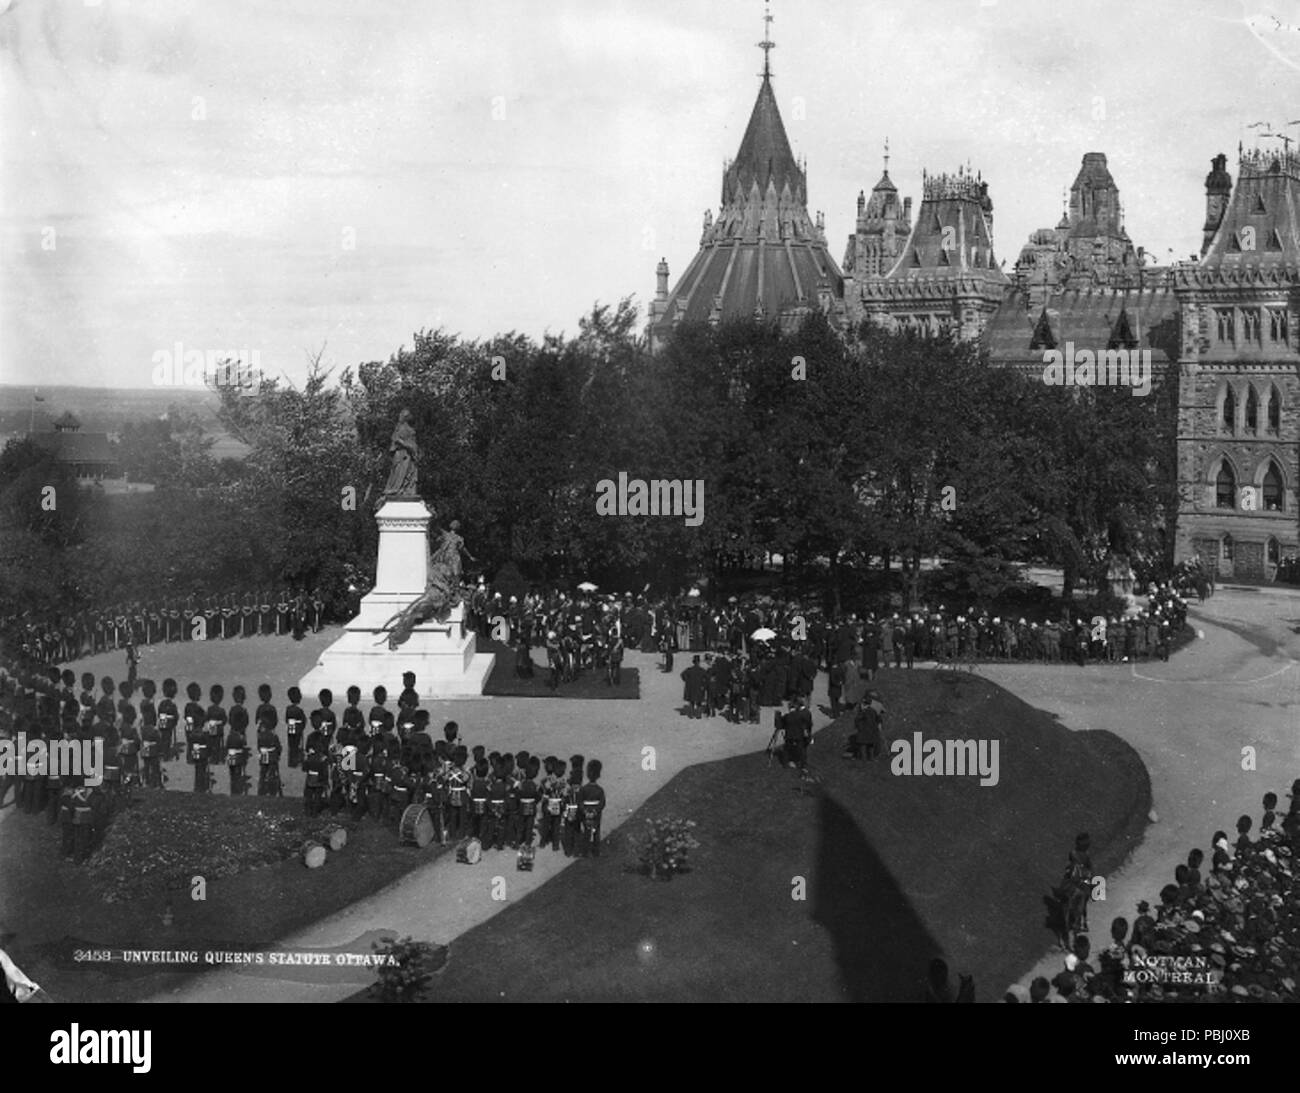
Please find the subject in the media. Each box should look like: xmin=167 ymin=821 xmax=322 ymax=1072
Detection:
xmin=577 ymin=582 xmax=598 ymax=592
xmin=751 ymin=627 xmax=777 ymax=642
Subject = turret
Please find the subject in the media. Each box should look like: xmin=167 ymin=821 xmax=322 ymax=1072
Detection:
xmin=1202 ymin=153 xmax=1232 ymax=257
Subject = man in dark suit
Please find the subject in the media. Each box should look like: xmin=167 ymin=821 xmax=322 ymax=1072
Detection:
xmin=680 ymin=655 xmax=709 ymax=719
xmin=708 ymin=651 xmax=733 ymax=719
xmin=782 ymin=696 xmax=813 ymax=771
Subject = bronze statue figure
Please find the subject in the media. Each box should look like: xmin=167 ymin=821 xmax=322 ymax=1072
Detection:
xmin=379 ymin=521 xmax=477 ymax=649
xmin=382 ymin=408 xmax=420 ymax=499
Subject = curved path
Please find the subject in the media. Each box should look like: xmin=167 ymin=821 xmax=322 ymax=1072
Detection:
xmin=999 ymin=585 xmax=1300 ymax=995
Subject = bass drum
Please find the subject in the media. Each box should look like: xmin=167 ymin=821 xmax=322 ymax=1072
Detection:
xmin=399 ymin=803 xmax=436 ymax=848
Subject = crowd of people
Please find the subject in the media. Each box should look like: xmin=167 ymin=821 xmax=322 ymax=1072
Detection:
xmin=467 ymin=580 xmax=1193 ymax=680
xmin=0 ymin=664 xmax=608 ymax=865
xmin=0 ymin=588 xmax=341 ymax=666
xmin=1017 ymin=787 xmax=1300 ymax=1002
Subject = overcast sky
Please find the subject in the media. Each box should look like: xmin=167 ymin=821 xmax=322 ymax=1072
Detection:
xmin=2 ymin=0 xmax=1299 ymax=390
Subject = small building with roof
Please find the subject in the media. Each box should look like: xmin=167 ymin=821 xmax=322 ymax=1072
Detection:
xmin=29 ymin=411 xmax=119 ymax=482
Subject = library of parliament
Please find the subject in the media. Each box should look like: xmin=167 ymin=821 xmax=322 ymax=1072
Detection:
xmin=647 ymin=32 xmax=1300 ymax=582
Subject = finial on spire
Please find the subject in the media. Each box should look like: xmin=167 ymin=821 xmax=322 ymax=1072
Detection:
xmin=758 ymin=2 xmax=775 ymax=80
xmin=883 ymin=136 xmax=890 ymax=174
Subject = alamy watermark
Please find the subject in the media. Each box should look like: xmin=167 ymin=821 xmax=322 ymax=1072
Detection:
xmin=151 ymin=343 xmax=263 ymax=393
xmin=1 ymin=733 xmax=104 ymax=786
xmin=889 ymin=731 xmax=1000 ymax=786
xmin=595 ymin=473 xmax=704 ymax=526
xmin=1042 ymin=342 xmax=1152 ymax=397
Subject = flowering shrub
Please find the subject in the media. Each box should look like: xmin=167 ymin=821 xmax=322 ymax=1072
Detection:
xmin=369 ymin=936 xmax=440 ymax=1002
xmin=634 ymin=817 xmax=700 ymax=879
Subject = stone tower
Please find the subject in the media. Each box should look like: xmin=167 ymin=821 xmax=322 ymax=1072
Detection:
xmin=843 ymin=143 xmax=912 ymax=283
xmin=1174 ymin=142 xmax=1300 ymax=579
xmin=849 ymin=165 xmax=1007 ymax=341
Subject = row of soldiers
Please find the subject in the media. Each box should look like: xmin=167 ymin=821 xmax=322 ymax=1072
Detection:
xmin=2 ymin=588 xmax=333 ymax=665
xmin=1 ymin=661 xmax=610 ymax=861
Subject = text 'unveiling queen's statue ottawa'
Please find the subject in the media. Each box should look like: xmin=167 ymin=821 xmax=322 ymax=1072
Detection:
xmin=297 ymin=408 xmax=495 ymax=700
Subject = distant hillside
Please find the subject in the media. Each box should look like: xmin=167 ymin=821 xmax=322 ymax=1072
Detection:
xmin=0 ymin=385 xmax=249 ymax=461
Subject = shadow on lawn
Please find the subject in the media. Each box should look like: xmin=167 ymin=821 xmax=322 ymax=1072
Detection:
xmin=811 ymin=793 xmax=946 ymax=1003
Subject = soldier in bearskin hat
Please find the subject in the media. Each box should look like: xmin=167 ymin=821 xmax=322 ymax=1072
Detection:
xmin=284 ymin=685 xmax=306 ymax=768
xmin=182 ymin=682 xmax=208 ymax=791
xmin=157 ymin=678 xmax=179 ymax=761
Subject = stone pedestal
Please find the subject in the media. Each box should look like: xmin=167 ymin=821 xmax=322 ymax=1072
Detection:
xmin=298 ymin=499 xmax=495 ymax=701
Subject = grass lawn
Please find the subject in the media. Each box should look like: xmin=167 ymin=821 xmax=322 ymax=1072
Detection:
xmin=405 ymin=669 xmax=1150 ymax=1002
xmin=0 ymin=792 xmax=452 ymax=1002
xmin=480 ymin=638 xmax=641 ymax=699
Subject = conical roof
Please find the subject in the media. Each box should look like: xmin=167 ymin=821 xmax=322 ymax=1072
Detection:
xmin=723 ymin=75 xmax=804 ymax=202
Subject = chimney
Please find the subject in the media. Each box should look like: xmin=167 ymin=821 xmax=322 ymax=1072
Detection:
xmin=1202 ymin=153 xmax=1232 ymax=257
xmin=902 ymin=196 xmax=913 ymax=228
xmin=655 ymin=257 xmax=669 ymax=302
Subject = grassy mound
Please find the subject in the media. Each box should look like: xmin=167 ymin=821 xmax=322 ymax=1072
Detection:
xmin=87 ymin=791 xmax=356 ymax=903
xmin=416 ymin=670 xmax=1150 ymax=1002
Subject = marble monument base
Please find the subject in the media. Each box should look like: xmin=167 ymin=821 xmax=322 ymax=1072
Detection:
xmin=297 ymin=498 xmax=495 ymax=702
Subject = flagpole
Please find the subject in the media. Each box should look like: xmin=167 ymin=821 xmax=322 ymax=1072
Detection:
xmin=30 ymin=389 xmax=36 ymax=434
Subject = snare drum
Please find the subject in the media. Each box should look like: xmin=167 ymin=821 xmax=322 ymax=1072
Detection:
xmin=488 ymin=799 xmax=505 ymax=818
xmin=546 ymin=797 xmax=562 ymax=816
xmin=258 ymin=747 xmax=273 ymax=766
xmin=189 ymin=741 xmax=207 ymax=762
xmin=118 ymin=739 xmax=139 ymax=756
xmin=226 ymin=749 xmax=244 ymax=767
xmin=563 ymin=803 xmax=579 ymax=822
xmin=398 ymin=803 xmax=436 ymax=848
xmin=103 ymin=764 xmax=121 ymax=784
xmin=470 ymin=796 xmax=487 ymax=816
xmin=141 ymin=741 xmax=159 ymax=758
xmin=520 ymin=798 xmax=538 ymax=817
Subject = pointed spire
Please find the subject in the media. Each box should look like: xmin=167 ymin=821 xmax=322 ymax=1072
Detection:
xmin=758 ymin=2 xmax=775 ymax=81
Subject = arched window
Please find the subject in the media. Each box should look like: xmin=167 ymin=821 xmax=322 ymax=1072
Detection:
xmin=1222 ymin=387 xmax=1236 ymax=432
xmin=1263 ymin=462 xmax=1284 ymax=511
xmin=1222 ymin=533 xmax=1234 ymax=561
xmin=1245 ymin=387 xmax=1258 ymax=432
xmin=1268 ymin=537 xmax=1281 ymax=565
xmin=1216 ymin=463 xmax=1236 ymax=508
xmin=1267 ymin=386 xmax=1281 ymax=433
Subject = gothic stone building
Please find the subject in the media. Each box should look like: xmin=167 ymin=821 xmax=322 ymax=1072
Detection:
xmin=648 ymin=48 xmax=1299 ymax=579
xmin=1172 ymin=147 xmax=1300 ymax=580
